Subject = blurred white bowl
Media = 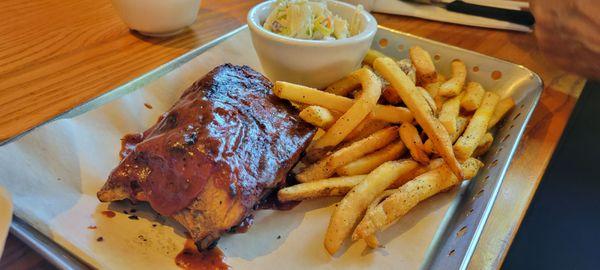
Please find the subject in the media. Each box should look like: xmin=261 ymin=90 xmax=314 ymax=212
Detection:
xmin=0 ymin=186 xmax=12 ymax=258
xmin=112 ymin=0 xmax=201 ymax=37
xmin=247 ymin=0 xmax=377 ymax=88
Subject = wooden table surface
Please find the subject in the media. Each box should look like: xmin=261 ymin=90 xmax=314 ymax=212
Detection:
xmin=0 ymin=0 xmax=585 ymax=269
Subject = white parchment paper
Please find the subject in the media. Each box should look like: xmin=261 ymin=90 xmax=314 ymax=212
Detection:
xmin=0 ymin=29 xmax=464 ymax=269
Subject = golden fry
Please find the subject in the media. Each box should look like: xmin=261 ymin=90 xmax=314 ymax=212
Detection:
xmin=454 ymin=92 xmax=500 ymax=160
xmin=436 ymin=73 xmax=447 ymax=83
xmin=397 ymin=58 xmax=417 ymax=84
xmin=424 ymin=116 xmax=469 ymax=154
xmin=325 ymin=160 xmax=419 ymax=255
xmin=418 ymin=86 xmax=437 ymax=114
xmin=409 ymin=46 xmax=437 ymax=85
xmin=326 ymin=75 xmax=360 ymax=96
xmin=364 ymin=235 xmax=381 ymax=249
xmin=277 ymin=175 xmax=366 ymax=202
xmin=352 ymin=158 xmax=483 ymax=241
xmin=336 ymin=141 xmax=406 ymax=176
xmin=309 ymin=68 xmax=382 ymax=153
xmin=425 ymin=81 xmax=447 ymax=111
xmin=363 ymin=49 xmax=388 ymax=65
xmin=473 ymin=132 xmax=494 ymax=157
xmin=438 ymin=94 xmax=461 ymax=135
xmin=344 ymin=118 xmax=389 ymax=143
xmin=273 ymin=81 xmax=413 ymax=124
xmin=399 ymin=122 xmax=429 ymax=164
xmin=439 ymin=60 xmax=467 ymax=97
xmin=461 ymin=82 xmax=485 ymax=111
xmin=297 ymin=127 xmax=399 ymax=182
xmin=488 ymin=97 xmax=516 ymax=128
xmin=299 ymin=105 xmax=336 ymax=128
xmin=373 ymin=57 xmax=463 ymax=179
xmin=382 ymin=85 xmax=403 ymax=105
xmin=362 ymin=189 xmax=398 ymax=248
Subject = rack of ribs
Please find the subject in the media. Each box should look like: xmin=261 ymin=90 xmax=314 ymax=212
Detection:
xmin=97 ymin=64 xmax=316 ymax=250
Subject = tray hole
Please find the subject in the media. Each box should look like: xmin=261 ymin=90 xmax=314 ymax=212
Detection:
xmin=520 ymin=103 xmax=525 ymax=109
xmin=397 ymin=44 xmax=405 ymax=51
xmin=379 ymin=38 xmax=389 ymax=48
xmin=484 ymin=175 xmax=490 ymax=182
xmin=466 ymin=208 xmax=474 ymax=216
xmin=472 ymin=66 xmax=480 ymax=72
xmin=490 ymin=159 xmax=498 ymax=168
xmin=474 ymin=189 xmax=485 ymax=200
xmin=448 ymin=249 xmax=456 ymax=256
xmin=434 ymin=54 xmax=441 ymax=61
xmin=456 ymin=226 xmax=468 ymax=237
xmin=491 ymin=70 xmax=503 ymax=80
xmin=501 ymin=134 xmax=511 ymax=143
xmin=496 ymin=147 xmax=503 ymax=154
xmin=513 ymin=112 xmax=522 ymax=121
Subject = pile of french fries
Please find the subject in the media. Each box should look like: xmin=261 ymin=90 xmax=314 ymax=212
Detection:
xmin=273 ymin=46 xmax=516 ymax=255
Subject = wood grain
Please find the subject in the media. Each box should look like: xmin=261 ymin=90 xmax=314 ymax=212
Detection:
xmin=0 ymin=1 xmax=585 ymax=270
xmin=0 ymin=0 xmax=263 ymax=143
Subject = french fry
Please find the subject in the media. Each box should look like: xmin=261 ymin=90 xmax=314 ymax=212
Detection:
xmin=299 ymin=105 xmax=336 ymax=128
xmin=363 ymin=49 xmax=388 ymax=65
xmin=308 ymin=68 xmax=382 ymax=154
xmin=277 ymin=175 xmax=366 ymax=202
xmin=423 ymin=116 xmax=469 ymax=154
xmin=418 ymin=86 xmax=437 ymax=114
xmin=273 ymin=81 xmax=413 ymax=124
xmin=325 ymin=160 xmax=419 ymax=255
xmin=473 ymin=132 xmax=494 ymax=157
xmin=373 ymin=57 xmax=464 ymax=179
xmin=352 ymin=158 xmax=483 ymax=241
xmin=409 ymin=46 xmax=437 ymax=85
xmin=436 ymin=73 xmax=447 ymax=83
xmin=488 ymin=97 xmax=516 ymax=128
xmin=425 ymin=81 xmax=446 ymax=111
xmin=439 ymin=60 xmax=467 ymax=97
xmin=362 ymin=189 xmax=398 ymax=248
xmin=336 ymin=141 xmax=406 ymax=176
xmin=364 ymin=235 xmax=381 ymax=248
xmin=399 ymin=122 xmax=429 ymax=164
xmin=388 ymin=164 xmax=428 ymax=189
xmin=382 ymin=85 xmax=403 ymax=105
xmin=454 ymin=92 xmax=500 ymax=160
xmin=438 ymin=94 xmax=461 ymax=135
xmin=461 ymin=82 xmax=485 ymax=111
xmin=326 ymin=75 xmax=360 ymax=96
xmin=297 ymin=127 xmax=399 ymax=182
xmin=461 ymin=158 xmax=485 ymax=179
xmin=397 ymin=58 xmax=417 ymax=84
xmin=344 ymin=118 xmax=389 ymax=142
xmin=313 ymin=128 xmax=326 ymax=141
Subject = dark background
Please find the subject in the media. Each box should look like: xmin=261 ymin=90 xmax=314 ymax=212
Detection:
xmin=503 ymin=81 xmax=600 ymax=269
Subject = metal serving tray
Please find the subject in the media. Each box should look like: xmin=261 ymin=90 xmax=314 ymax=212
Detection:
xmin=0 ymin=25 xmax=541 ymax=269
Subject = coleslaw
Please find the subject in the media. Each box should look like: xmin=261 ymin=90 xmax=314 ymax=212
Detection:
xmin=263 ymin=0 xmax=364 ymax=40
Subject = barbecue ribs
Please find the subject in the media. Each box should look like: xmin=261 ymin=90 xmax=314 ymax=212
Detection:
xmin=97 ymin=64 xmax=315 ymax=249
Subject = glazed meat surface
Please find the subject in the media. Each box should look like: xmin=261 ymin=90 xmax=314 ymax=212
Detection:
xmin=97 ymin=64 xmax=315 ymax=249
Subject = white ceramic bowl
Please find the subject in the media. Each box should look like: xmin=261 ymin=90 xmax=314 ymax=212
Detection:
xmin=112 ymin=0 xmax=201 ymax=37
xmin=247 ymin=0 xmax=377 ymax=88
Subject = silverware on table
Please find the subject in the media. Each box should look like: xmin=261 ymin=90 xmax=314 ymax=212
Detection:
xmin=402 ymin=0 xmax=535 ymax=26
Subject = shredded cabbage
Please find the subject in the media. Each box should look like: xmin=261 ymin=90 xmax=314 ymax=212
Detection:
xmin=263 ymin=0 xmax=363 ymax=40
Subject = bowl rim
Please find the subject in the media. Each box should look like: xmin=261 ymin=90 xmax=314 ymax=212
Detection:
xmin=247 ymin=0 xmax=378 ymax=47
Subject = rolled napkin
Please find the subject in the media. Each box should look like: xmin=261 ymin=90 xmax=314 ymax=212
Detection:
xmin=344 ymin=0 xmax=532 ymax=32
